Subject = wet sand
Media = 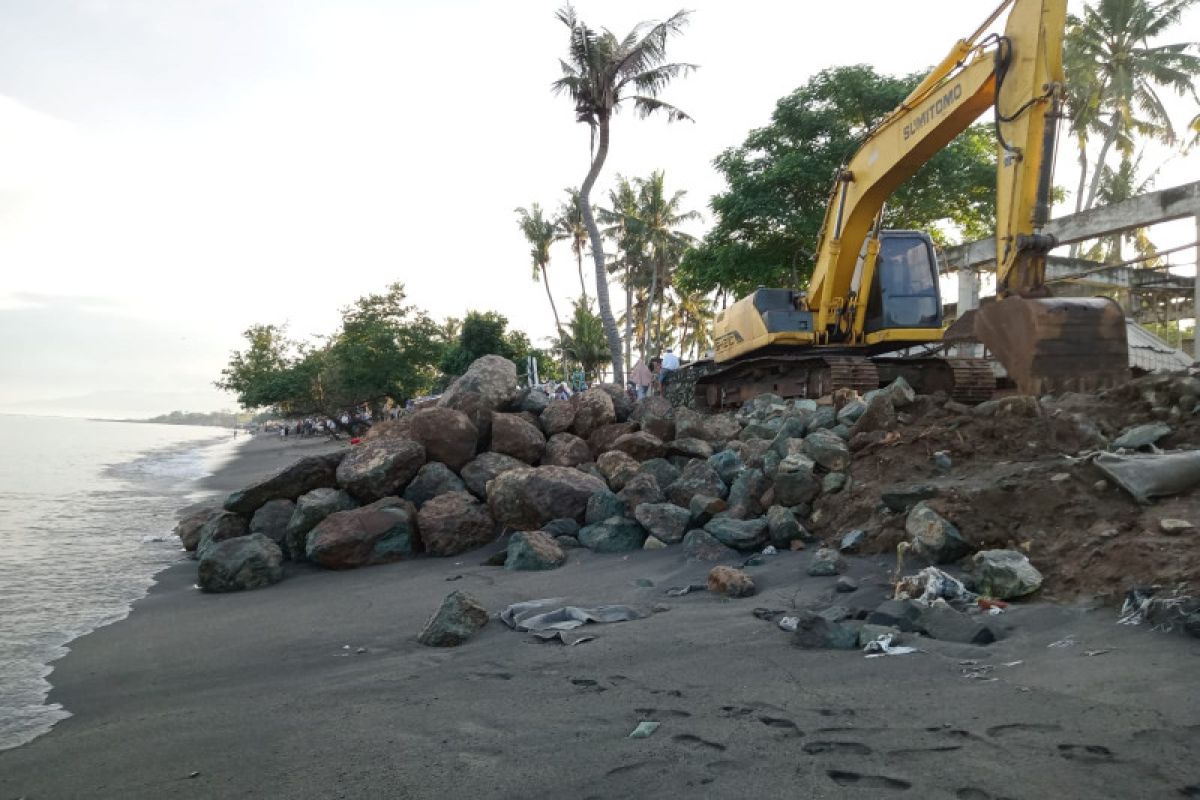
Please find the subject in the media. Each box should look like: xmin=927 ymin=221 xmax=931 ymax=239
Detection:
xmin=3 ymin=440 xmax=1200 ymax=798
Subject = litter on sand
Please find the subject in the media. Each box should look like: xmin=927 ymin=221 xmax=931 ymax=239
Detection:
xmin=777 ymin=616 xmax=800 ymax=632
xmin=1092 ymin=450 xmax=1200 ymax=504
xmin=1048 ymin=637 xmax=1077 ymax=648
xmin=895 ymin=567 xmax=977 ymax=605
xmin=499 ymin=599 xmax=644 ymax=632
xmin=531 ymin=630 xmax=596 ymax=646
xmin=1118 ymin=587 xmax=1200 ymax=635
xmin=664 ymin=584 xmax=706 ymax=597
xmin=628 ymin=721 xmax=660 ymax=739
xmin=863 ymin=633 xmax=919 ymax=657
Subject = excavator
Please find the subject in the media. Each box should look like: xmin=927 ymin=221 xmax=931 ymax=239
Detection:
xmin=680 ymin=0 xmax=1129 ymax=410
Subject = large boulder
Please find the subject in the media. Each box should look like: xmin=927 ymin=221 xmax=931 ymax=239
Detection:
xmin=506 ymin=531 xmax=567 ymax=571
xmin=682 ymin=529 xmax=739 ymax=561
xmin=704 ymin=517 xmax=769 ymax=551
xmin=487 ymin=466 xmax=607 ymax=529
xmin=727 ymin=468 xmax=769 ymax=518
xmin=588 ymin=422 xmax=639 ymax=455
xmin=175 ymin=506 xmax=219 ymax=553
xmin=336 ymin=438 xmax=426 ymax=502
xmin=248 ymin=498 xmax=295 ymax=548
xmin=196 ymin=511 xmax=249 ymax=559
xmin=688 ymin=495 xmax=728 ymax=527
xmin=490 ymin=412 xmax=546 ymax=465
xmin=518 ymin=387 xmax=552 ymax=415
xmin=540 ymin=399 xmax=576 ymax=436
xmin=402 ymin=462 xmax=466 ymax=508
xmin=791 ymin=611 xmax=858 ymax=650
xmin=460 ymin=452 xmax=527 ymax=499
xmin=593 ymin=383 xmax=634 ymax=423
xmin=705 ymin=414 xmax=743 ymax=446
xmin=285 ymin=488 xmax=357 ymax=559
xmin=438 ymin=355 xmax=519 ymax=443
xmin=850 ymin=394 xmax=896 ymax=436
xmin=408 ymin=407 xmax=478 ymax=471
xmin=918 ymin=605 xmax=996 ymax=645
xmin=707 ymin=566 xmax=756 ymax=598
xmin=611 ymin=431 xmax=666 ymax=462
xmin=306 ymin=497 xmax=420 ymax=569
xmin=578 ymin=517 xmax=647 ymax=553
xmin=773 ymin=454 xmax=820 ymax=506
xmin=571 ymin=389 xmax=616 ymax=438
xmin=633 ymin=502 xmax=691 ymax=544
xmin=668 ymin=437 xmax=713 ymax=460
xmin=586 ymin=490 xmax=627 ymax=525
xmin=543 ymin=433 xmax=592 ymax=468
xmin=668 ymin=460 xmax=728 ymax=507
xmin=633 ymin=396 xmax=676 ymax=442
xmin=224 ymin=452 xmax=345 ymax=515
xmin=616 ymin=472 xmax=664 ymax=512
xmin=906 ymin=502 xmax=971 ymax=564
xmin=801 ymin=429 xmax=851 ymax=472
xmin=708 ymin=450 xmax=745 ymax=486
xmin=766 ymin=505 xmax=806 ymax=547
xmin=596 ymin=450 xmax=640 ymax=491
xmin=197 ymin=534 xmax=284 ymax=593
xmin=636 ymin=458 xmax=681 ymax=492
xmin=973 ymin=549 xmax=1043 ymax=599
xmin=364 ymin=415 xmax=412 ymax=441
xmin=417 ymin=491 xmax=496 ymax=556
xmin=417 ymin=591 xmax=489 ymax=647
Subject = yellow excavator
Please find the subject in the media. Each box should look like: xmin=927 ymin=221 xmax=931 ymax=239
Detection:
xmin=686 ymin=0 xmax=1129 ymax=409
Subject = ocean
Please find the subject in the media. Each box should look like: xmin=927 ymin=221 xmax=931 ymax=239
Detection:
xmin=0 ymin=414 xmax=241 ymax=751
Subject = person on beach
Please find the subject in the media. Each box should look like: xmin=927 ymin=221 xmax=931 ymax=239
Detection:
xmin=630 ymin=358 xmax=653 ymax=399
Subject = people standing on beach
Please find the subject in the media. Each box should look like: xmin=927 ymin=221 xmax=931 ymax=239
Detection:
xmin=630 ymin=358 xmax=652 ymax=400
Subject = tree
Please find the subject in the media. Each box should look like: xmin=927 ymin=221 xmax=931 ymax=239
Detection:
xmin=1082 ymin=152 xmax=1161 ymax=264
xmin=559 ymin=298 xmax=611 ymax=383
xmin=438 ymin=310 xmax=537 ymax=382
xmin=556 ymin=188 xmax=592 ymax=302
xmin=674 ymin=289 xmax=715 ymax=360
xmin=515 ymin=203 xmax=565 ymax=349
xmin=552 ymin=4 xmax=696 ymax=385
xmin=1065 ymin=0 xmax=1200 ymax=214
xmin=598 ymin=175 xmax=643 ymax=371
xmin=676 ymin=65 xmax=998 ymax=298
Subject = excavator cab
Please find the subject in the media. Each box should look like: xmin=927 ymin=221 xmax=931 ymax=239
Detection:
xmin=863 ymin=231 xmax=944 ymax=334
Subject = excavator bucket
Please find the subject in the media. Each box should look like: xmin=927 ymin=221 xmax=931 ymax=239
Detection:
xmin=970 ymin=296 xmax=1129 ymax=395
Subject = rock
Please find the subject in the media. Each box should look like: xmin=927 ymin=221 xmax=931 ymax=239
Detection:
xmin=586 ymin=490 xmax=627 ymax=525
xmin=682 ymin=529 xmax=739 ymax=561
xmin=673 ymin=408 xmax=708 ymax=441
xmin=668 ymin=437 xmax=713 ymax=460
xmin=486 ymin=465 xmax=607 ymax=529
xmin=836 ymin=399 xmax=867 ymax=426
xmin=906 ymin=502 xmax=971 ymax=563
xmin=881 ymin=484 xmax=939 ymax=513
xmin=402 ymin=462 xmax=466 ymax=508
xmin=933 ymin=451 xmax=953 ymax=471
xmin=407 ymin=407 xmax=478 ymax=471
xmin=791 ymin=611 xmax=858 ymax=649
xmin=867 ymin=599 xmax=925 ymax=632
xmin=839 ymin=529 xmax=867 ymax=553
xmin=541 ymin=399 xmax=577 ymax=436
xmin=224 ymin=452 xmax=344 ymax=515
xmin=705 ymin=414 xmax=743 ymax=446
xmin=707 ymin=566 xmax=756 ymax=598
xmin=634 ymin=399 xmax=675 ymax=442
xmin=572 ymin=389 xmax=616 ymax=438
xmin=822 ymin=473 xmax=847 ymax=494
xmin=489 ymin=412 xmax=546 ymax=465
xmin=593 ymin=383 xmax=634 ymax=422
xmin=973 ymin=549 xmax=1043 ymax=599
xmin=587 ymin=422 xmax=638 ymax=455
xmin=857 ymin=623 xmax=901 ymax=648
xmin=836 ymin=576 xmax=859 ymax=593
xmin=438 ymin=355 xmax=519 ymax=442
xmin=633 ymin=502 xmax=691 ymax=544
xmin=739 ymin=421 xmax=779 ymax=441
xmin=768 ymin=416 xmax=810 ymax=458
xmin=879 ymin=376 xmax=916 ymax=408
xmin=459 ymin=452 xmax=527 ymax=499
xmin=617 ymin=472 xmax=665 ymax=512
xmin=1113 ymin=422 xmax=1172 ymax=450
xmin=809 ymin=405 xmax=837 ymax=430
xmin=773 ymin=454 xmax=820 ymax=506
xmin=364 ymin=415 xmax=412 ymax=441
xmin=249 ymin=498 xmax=295 ymax=547
xmin=829 ymin=424 xmax=851 ymax=441
xmin=539 ymin=433 xmax=591 ymax=468
xmin=689 ymin=495 xmax=728 ymax=527
xmin=578 ymin=517 xmax=647 ymax=552
xmin=918 ymin=605 xmax=996 ymax=645
xmin=973 ymin=395 xmax=1040 ymax=418
xmin=637 ymin=458 xmax=681 ymax=492
xmin=727 ymin=468 xmax=769 ymax=518
xmin=556 ymin=535 xmax=583 ymax=549
xmin=611 ymin=431 xmax=667 ymax=462
xmin=704 ymin=517 xmax=769 ymax=551
xmin=708 ymin=450 xmax=745 ymax=485
xmin=285 ymin=488 xmax=358 ymax=559
xmin=417 ymin=591 xmax=489 ymax=647
xmin=643 ymin=535 xmax=667 ymax=550
xmin=668 ymin=460 xmax=728 ymax=507
xmin=506 ymin=531 xmax=567 ymax=571
xmin=765 ymin=505 xmax=805 ymax=547
xmin=418 ymin=491 xmax=496 ymax=556
xmin=197 ymin=511 xmax=249 ymax=558
xmin=850 ymin=394 xmax=896 ymax=435
xmin=543 ymin=518 xmax=580 ymax=537
xmin=175 ymin=506 xmax=218 ymax=553
xmin=1160 ymin=518 xmax=1195 ymax=535
xmin=519 ymin=387 xmax=552 ymax=415
xmin=596 ymin=450 xmax=641 ymax=491
xmin=197 ymin=533 xmax=284 ymax=593
xmin=307 ymin=498 xmax=420 ymax=568
xmin=807 ymin=547 xmax=844 ymax=576
xmin=801 ymin=429 xmax=851 ymax=472
xmin=336 ymin=438 xmax=426 ymax=502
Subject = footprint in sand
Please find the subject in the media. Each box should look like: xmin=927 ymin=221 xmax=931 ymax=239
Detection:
xmin=759 ymin=716 xmax=804 ymax=736
xmin=955 ymin=789 xmax=1017 ymax=800
xmin=827 ymin=770 xmax=911 ymax=791
xmin=985 ymin=722 xmax=1063 ymax=738
xmin=803 ymin=741 xmax=873 ymax=756
xmin=1057 ymin=743 xmax=1116 ymax=763
xmin=673 ymin=734 xmax=726 ymax=752
xmin=634 ymin=707 xmax=691 ymax=718
xmin=888 ymin=745 xmax=964 ymax=756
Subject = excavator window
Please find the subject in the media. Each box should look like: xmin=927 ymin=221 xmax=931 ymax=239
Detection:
xmin=864 ymin=233 xmax=943 ymax=333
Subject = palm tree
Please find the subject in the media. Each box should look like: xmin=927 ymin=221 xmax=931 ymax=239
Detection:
xmin=599 ymin=176 xmax=644 ymax=370
xmin=552 ymin=5 xmax=696 ymax=385
xmin=1064 ymin=0 xmax=1200 ymax=214
xmin=674 ymin=289 xmax=716 ymax=360
xmin=627 ymin=171 xmax=699 ymax=355
xmin=1082 ymin=152 xmax=1161 ymax=264
xmin=515 ymin=203 xmax=565 ymax=364
xmin=560 ymin=298 xmax=611 ymax=383
xmin=556 ymin=188 xmax=591 ymax=302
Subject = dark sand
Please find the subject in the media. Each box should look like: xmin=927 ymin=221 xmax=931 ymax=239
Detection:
xmin=3 ymin=438 xmax=1200 ymax=798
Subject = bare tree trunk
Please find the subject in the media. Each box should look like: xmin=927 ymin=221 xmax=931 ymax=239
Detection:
xmin=540 ymin=265 xmax=567 ymax=375
xmin=679 ymin=315 xmax=689 ymax=362
xmin=1069 ymin=143 xmax=1089 ymax=258
xmin=579 ymin=119 xmax=624 ymax=385
xmin=643 ymin=255 xmax=659 ymax=356
xmin=1083 ymin=115 xmax=1120 ymax=213
xmin=624 ymin=277 xmax=633 ymax=372
xmin=576 ymin=248 xmax=588 ymax=303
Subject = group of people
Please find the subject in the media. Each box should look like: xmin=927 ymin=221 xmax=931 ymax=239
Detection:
xmin=629 ymin=348 xmax=680 ymax=400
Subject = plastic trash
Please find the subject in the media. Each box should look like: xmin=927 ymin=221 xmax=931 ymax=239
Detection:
xmin=531 ymin=630 xmax=595 ymax=646
xmin=499 ymin=598 xmax=644 ymax=632
xmin=895 ymin=567 xmax=977 ymax=605
xmin=665 ymin=584 xmax=706 ymax=597
xmin=629 ymin=721 xmax=660 ymax=739
xmin=863 ymin=633 xmax=919 ymax=658
xmin=762 ymin=545 xmax=778 ymax=555
xmin=778 ymin=616 xmax=800 ymax=632
xmin=1092 ymin=450 xmax=1200 ymax=504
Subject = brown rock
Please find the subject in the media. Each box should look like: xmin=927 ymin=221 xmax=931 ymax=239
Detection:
xmin=417 ymin=491 xmax=497 ymax=556
xmin=224 ymin=452 xmax=345 ymax=515
xmin=596 ymin=450 xmax=640 ymax=491
xmin=417 ymin=591 xmax=489 ymax=647
xmin=460 ymin=452 xmax=527 ymax=499
xmin=850 ymin=394 xmax=896 ymax=436
xmin=543 ymin=433 xmax=592 ymax=467
xmin=336 ymin=438 xmax=426 ymax=502
xmin=617 ymin=472 xmax=664 ymax=513
xmin=707 ymin=566 xmax=756 ymax=598
xmin=588 ymin=421 xmax=639 ymax=455
xmin=667 ymin=437 xmax=714 ymax=460
xmin=306 ymin=497 xmax=420 ymax=569
xmin=175 ymin=506 xmax=219 ymax=552
xmin=592 ymin=383 xmax=634 ymax=422
xmin=487 ymin=465 xmax=607 ymax=529
xmin=540 ymin=399 xmax=576 ymax=435
xmin=364 ymin=416 xmax=412 ymax=441
xmin=437 ymin=355 xmax=519 ymax=446
xmin=611 ymin=431 xmax=667 ymax=462
xmin=571 ymin=389 xmax=616 ymax=438
xmin=490 ymin=412 xmax=546 ymax=464
xmin=408 ymin=407 xmax=478 ymax=471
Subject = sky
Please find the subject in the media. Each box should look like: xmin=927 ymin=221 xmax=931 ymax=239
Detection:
xmin=1 ymin=0 xmax=1197 ymax=418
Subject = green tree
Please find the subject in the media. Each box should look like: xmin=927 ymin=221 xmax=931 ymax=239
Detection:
xmin=556 ymin=188 xmax=592 ymax=302
xmin=1082 ymin=152 xmax=1161 ymax=264
xmin=552 ymin=4 xmax=695 ymax=385
xmin=560 ymin=298 xmax=611 ymax=383
xmin=438 ymin=310 xmax=533 ymax=378
xmin=677 ymin=65 xmax=997 ymax=298
xmin=673 ymin=289 xmax=715 ymax=360
xmin=598 ymin=175 xmax=643 ymax=371
xmin=626 ymin=171 xmax=698 ymax=355
xmin=515 ymin=203 xmax=564 ymax=347
xmin=215 ymin=324 xmax=300 ymax=411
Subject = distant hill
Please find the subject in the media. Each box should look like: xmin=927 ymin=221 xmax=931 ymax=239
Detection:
xmin=134 ymin=410 xmax=246 ymax=428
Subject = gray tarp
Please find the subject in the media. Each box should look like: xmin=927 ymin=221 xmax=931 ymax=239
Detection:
xmin=1093 ymin=450 xmax=1200 ymax=504
xmin=499 ymin=598 xmax=644 ymax=632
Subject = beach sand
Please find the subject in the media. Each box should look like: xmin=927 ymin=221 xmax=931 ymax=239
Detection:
xmin=3 ymin=438 xmax=1200 ymax=798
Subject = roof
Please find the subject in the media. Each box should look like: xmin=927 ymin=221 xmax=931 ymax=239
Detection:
xmin=1125 ymin=320 xmax=1193 ymax=372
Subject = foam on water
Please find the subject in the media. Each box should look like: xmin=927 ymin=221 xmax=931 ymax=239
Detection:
xmin=0 ymin=415 xmax=241 ymax=750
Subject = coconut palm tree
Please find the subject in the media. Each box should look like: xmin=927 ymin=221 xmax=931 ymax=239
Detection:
xmin=560 ymin=298 xmax=611 ymax=383
xmin=552 ymin=4 xmax=696 ymax=385
xmin=599 ymin=176 xmax=644 ymax=370
xmin=556 ymin=188 xmax=591 ymax=303
xmin=1064 ymin=0 xmax=1200 ymax=213
xmin=627 ymin=171 xmax=699 ymax=355
xmin=674 ymin=289 xmax=716 ymax=360
xmin=515 ymin=203 xmax=565 ymax=362
xmin=1082 ymin=152 xmax=1162 ymax=264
